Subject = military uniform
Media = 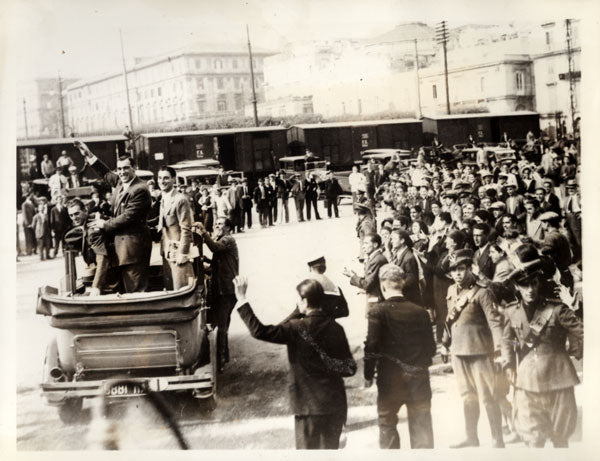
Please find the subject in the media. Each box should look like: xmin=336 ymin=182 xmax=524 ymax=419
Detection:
xmin=501 ymin=298 xmax=583 ymax=447
xmin=445 ymin=274 xmax=505 ymax=447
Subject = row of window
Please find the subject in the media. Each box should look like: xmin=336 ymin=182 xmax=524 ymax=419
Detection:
xmin=191 ymin=57 xmax=260 ymax=71
xmin=430 ymin=71 xmax=526 ymax=101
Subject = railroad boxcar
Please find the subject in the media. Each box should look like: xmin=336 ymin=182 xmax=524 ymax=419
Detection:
xmin=422 ymin=112 xmax=540 ymax=148
xmin=286 ymin=119 xmax=423 ymax=170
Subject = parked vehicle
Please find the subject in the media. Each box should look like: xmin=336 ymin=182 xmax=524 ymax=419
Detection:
xmin=37 ymin=227 xmax=216 ymax=424
xmin=278 ymin=154 xmax=328 ymax=180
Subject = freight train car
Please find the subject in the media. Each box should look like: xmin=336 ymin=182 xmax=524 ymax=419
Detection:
xmin=422 ymin=112 xmax=540 ymax=147
xmin=140 ymin=126 xmax=288 ymax=176
xmin=286 ymin=119 xmax=423 ymax=170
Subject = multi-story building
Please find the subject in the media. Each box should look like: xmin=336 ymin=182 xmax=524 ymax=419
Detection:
xmin=66 ymin=42 xmax=273 ymax=135
xmin=17 ymin=78 xmax=76 ymax=139
xmin=419 ymin=48 xmax=535 ymax=115
xmin=531 ymin=19 xmax=581 ymax=135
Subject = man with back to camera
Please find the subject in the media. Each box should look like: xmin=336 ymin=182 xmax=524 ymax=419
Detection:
xmin=76 ymin=141 xmax=152 ymax=293
xmin=364 ymin=264 xmax=436 ymax=448
xmin=156 ymin=166 xmax=195 ymax=290
xmin=233 ymin=275 xmax=356 ymax=449
xmin=192 ymin=217 xmax=239 ymax=373
xmin=306 ymin=255 xmax=348 ymax=319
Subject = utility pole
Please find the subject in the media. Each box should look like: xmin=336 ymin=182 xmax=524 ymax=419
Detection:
xmin=565 ymin=19 xmax=577 ymax=134
xmin=119 ymin=29 xmax=136 ymax=155
xmin=246 ymin=24 xmax=259 ymax=126
xmin=22 ymin=98 xmax=29 ymax=139
xmin=436 ymin=20 xmax=451 ymax=115
xmin=414 ymin=38 xmax=422 ymax=118
xmin=57 ymin=72 xmax=66 ymax=137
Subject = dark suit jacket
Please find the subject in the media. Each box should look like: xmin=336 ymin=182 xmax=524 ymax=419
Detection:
xmin=50 ymin=205 xmax=70 ymax=235
xmin=203 ymin=233 xmax=239 ymax=296
xmin=237 ymin=302 xmax=356 ymax=415
xmin=364 ymin=296 xmax=436 ymax=401
xmin=253 ymin=185 xmax=270 ymax=211
xmin=290 ymin=180 xmax=305 ymax=201
xmin=350 ymin=249 xmax=388 ymax=302
xmin=304 ymin=178 xmax=319 ymax=199
xmin=392 ymin=247 xmax=421 ymax=304
xmin=103 ymin=176 xmax=152 ymax=267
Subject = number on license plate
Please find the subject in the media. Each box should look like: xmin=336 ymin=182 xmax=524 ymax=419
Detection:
xmin=106 ymin=383 xmax=145 ymax=396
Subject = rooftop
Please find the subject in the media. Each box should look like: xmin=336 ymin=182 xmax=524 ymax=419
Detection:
xmin=142 ymin=125 xmax=287 ymax=138
xmin=294 ymin=118 xmax=422 ymax=130
xmin=423 ymin=111 xmax=538 ymax=121
xmin=17 ymin=134 xmax=127 ymax=147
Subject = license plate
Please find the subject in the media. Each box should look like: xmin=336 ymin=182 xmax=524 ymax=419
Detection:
xmin=105 ymin=382 xmax=146 ymax=397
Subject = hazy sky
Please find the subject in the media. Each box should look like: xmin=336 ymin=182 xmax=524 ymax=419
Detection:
xmin=9 ymin=0 xmax=591 ymax=81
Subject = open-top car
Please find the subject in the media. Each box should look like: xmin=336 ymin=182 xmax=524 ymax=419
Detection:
xmin=37 ymin=227 xmax=217 ymax=424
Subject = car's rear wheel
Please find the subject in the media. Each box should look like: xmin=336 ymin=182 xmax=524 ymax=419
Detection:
xmin=57 ymin=397 xmax=83 ymax=424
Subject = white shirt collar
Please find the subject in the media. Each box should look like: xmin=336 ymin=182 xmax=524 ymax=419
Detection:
xmin=121 ymin=176 xmax=135 ymax=192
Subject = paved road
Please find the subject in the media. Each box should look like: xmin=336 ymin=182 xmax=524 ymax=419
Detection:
xmin=16 ymin=203 xmax=583 ymax=449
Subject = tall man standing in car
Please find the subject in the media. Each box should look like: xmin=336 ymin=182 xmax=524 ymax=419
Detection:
xmin=193 ymin=217 xmax=239 ymax=373
xmin=78 ymin=143 xmax=152 ymax=293
xmin=442 ymin=249 xmax=505 ymax=448
xmin=234 ymin=275 xmax=356 ymax=449
xmin=364 ymin=264 xmax=436 ymax=448
xmin=157 ymin=166 xmax=195 ymax=290
xmin=50 ymin=194 xmax=70 ymax=258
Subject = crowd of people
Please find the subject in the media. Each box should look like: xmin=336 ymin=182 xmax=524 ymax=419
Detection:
xmin=17 ymin=131 xmax=584 ymax=450
xmin=338 ymin=134 xmax=583 ymax=449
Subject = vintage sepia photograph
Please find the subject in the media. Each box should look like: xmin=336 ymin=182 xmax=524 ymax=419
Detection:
xmin=4 ymin=0 xmax=600 ymax=455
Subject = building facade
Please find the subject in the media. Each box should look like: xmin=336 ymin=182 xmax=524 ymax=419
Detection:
xmin=531 ymin=19 xmax=581 ymax=135
xmin=17 ymin=78 xmax=75 ymax=139
xmin=66 ymin=43 xmax=272 ymax=135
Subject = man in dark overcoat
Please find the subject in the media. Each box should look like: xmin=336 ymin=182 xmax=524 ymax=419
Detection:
xmin=234 ymin=276 xmax=356 ymax=449
xmin=364 ymin=263 xmax=436 ymax=448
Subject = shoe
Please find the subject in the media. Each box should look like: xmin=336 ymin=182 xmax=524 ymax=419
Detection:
xmin=504 ymin=432 xmax=521 ymax=444
xmin=450 ymin=439 xmax=479 ymax=448
xmin=316 ymin=217 xmax=322 ymax=220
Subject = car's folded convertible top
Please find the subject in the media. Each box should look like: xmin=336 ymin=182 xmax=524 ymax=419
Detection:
xmin=36 ymin=280 xmax=204 ymax=318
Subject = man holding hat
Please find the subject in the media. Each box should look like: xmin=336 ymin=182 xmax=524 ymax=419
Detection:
xmin=306 ymin=255 xmax=348 ymax=319
xmin=442 ymin=249 xmax=505 ymax=448
xmin=500 ymin=244 xmax=583 ymax=447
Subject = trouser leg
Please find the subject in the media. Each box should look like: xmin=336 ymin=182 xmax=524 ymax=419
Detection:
xmin=295 ymin=199 xmax=304 ymax=221
xmin=283 ymin=199 xmax=289 ymax=222
xmin=550 ymin=387 xmax=577 ymax=448
xmin=295 ymin=415 xmax=320 ymax=449
xmin=406 ymin=399 xmax=434 ymax=448
xmin=326 ymin=199 xmax=332 ymax=218
xmin=305 ymin=197 xmax=311 ymax=220
xmin=313 ymin=198 xmax=321 ymax=219
xmin=37 ymin=239 xmax=45 ymax=260
xmin=320 ymin=411 xmax=345 ymax=449
xmin=120 ymin=263 xmax=149 ymax=293
xmin=332 ymin=197 xmax=339 ymax=217
xmin=215 ymin=295 xmax=236 ymax=369
xmin=377 ymin=390 xmax=401 ymax=449
xmin=470 ymin=355 xmax=504 ymax=446
xmin=452 ymin=355 xmax=481 ymax=444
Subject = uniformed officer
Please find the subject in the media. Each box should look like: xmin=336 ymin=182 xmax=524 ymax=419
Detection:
xmin=306 ymin=255 xmax=349 ymax=319
xmin=364 ymin=264 xmax=436 ymax=448
xmin=442 ymin=249 xmax=505 ymax=448
xmin=500 ymin=244 xmax=583 ymax=447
